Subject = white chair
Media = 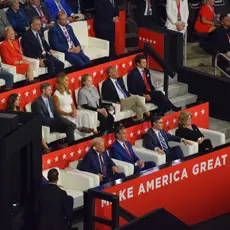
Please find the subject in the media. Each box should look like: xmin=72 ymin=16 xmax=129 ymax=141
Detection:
xmin=71 ymin=21 xmax=110 ymax=60
xmin=169 ymin=127 xmax=225 ymax=148
xmin=43 ymin=167 xmax=94 ymax=209
xmin=25 ymin=102 xmax=66 ymax=144
xmin=0 ymin=79 xmax=5 ymax=87
xmin=134 ymin=139 xmax=166 ymax=165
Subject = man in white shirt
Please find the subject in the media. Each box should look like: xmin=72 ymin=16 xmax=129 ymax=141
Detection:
xmin=102 ymin=66 xmax=150 ymax=121
xmin=143 ymin=115 xmax=192 ymax=162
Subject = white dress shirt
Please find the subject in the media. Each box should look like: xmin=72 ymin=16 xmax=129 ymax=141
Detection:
xmin=110 ymin=77 xmax=125 ymax=100
xmin=58 ymin=24 xmax=73 ymax=49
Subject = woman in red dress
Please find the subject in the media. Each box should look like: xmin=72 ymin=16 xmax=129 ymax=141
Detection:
xmin=0 ymin=26 xmax=34 ymax=82
xmin=194 ymin=0 xmax=219 ymax=33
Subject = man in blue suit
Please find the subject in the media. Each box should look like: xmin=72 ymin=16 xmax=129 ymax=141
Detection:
xmin=110 ymin=125 xmax=156 ymax=174
xmin=48 ymin=12 xmax=90 ymax=67
xmin=44 ymin=0 xmax=77 ymax=23
xmin=143 ymin=115 xmax=192 ymax=162
xmin=79 ymin=137 xmax=125 ymax=185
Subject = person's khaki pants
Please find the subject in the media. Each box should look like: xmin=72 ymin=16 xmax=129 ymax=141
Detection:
xmin=120 ymin=95 xmax=147 ymax=120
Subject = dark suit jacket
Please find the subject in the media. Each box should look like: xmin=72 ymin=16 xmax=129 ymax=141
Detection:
xmin=79 ymin=149 xmax=116 ymax=176
xmin=66 ymin=0 xmax=84 ymax=13
xmin=176 ymin=124 xmax=204 ymax=142
xmin=21 ymin=29 xmax=51 ymax=59
xmin=127 ymin=67 xmax=155 ymax=96
xmin=36 ymin=184 xmax=70 ymax=230
xmin=24 ymin=3 xmax=54 ymax=23
xmin=94 ymin=0 xmax=119 ymax=32
xmin=143 ymin=128 xmax=181 ymax=151
xmin=110 ymin=140 xmax=139 ymax=164
xmin=48 ymin=24 xmax=80 ymax=53
xmin=102 ymin=77 xmax=130 ymax=103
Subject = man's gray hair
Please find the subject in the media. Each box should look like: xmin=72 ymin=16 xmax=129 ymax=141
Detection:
xmin=91 ymin=137 xmax=104 ymax=147
xmin=106 ymin=66 xmax=115 ymax=75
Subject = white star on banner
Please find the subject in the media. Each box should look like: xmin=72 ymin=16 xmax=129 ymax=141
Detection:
xmin=47 ymin=159 xmax=51 ymax=165
xmin=129 ymin=61 xmax=132 ymax=66
xmin=130 ymin=132 xmax=134 ymax=137
xmin=201 ymin=109 xmax=205 ymax=115
xmin=166 ymin=120 xmax=170 ymax=126
xmin=146 ymin=38 xmax=149 ymax=42
xmin=78 ymin=76 xmax=82 ymax=81
xmin=173 ymin=118 xmax=177 ymax=124
xmin=54 ymin=156 xmax=59 ymax=162
xmin=116 ymin=65 xmax=119 ymax=70
xmin=25 ymin=91 xmax=29 ymax=97
xmin=85 ymin=146 xmax=90 ymax=152
xmin=122 ymin=63 xmax=126 ymax=68
xmin=18 ymin=93 xmax=21 ymax=97
xmin=108 ymin=139 xmax=112 ymax=145
xmin=33 ymin=89 xmax=37 ymax=95
xmin=150 ymin=40 xmax=153 ymax=43
xmin=139 ymin=37 xmax=142 ymax=40
xmin=78 ymin=149 xmax=82 ymax=155
xmin=100 ymin=69 xmax=104 ymax=75
xmin=70 ymin=152 xmax=75 ymax=157
xmin=153 ymin=40 xmax=156 ymax=44
xmin=194 ymin=112 xmax=198 ymax=117
xmin=1 ymin=98 xmax=5 ymax=104
xmin=71 ymin=78 xmax=75 ymax=83
xmin=88 ymin=25 xmax=91 ymax=30
xmin=93 ymin=71 xmax=97 ymax=77
xmin=137 ymin=130 xmax=141 ymax=135
xmin=145 ymin=128 xmax=148 ymax=133
xmin=62 ymin=154 xmax=66 ymax=160
xmin=143 ymin=38 xmax=145 ymax=41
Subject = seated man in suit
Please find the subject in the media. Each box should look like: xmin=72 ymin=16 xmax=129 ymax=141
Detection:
xmin=102 ymin=66 xmax=150 ymax=121
xmin=48 ymin=12 xmax=90 ymax=67
xmin=79 ymin=137 xmax=125 ymax=185
xmin=32 ymin=82 xmax=76 ymax=146
xmin=110 ymin=125 xmax=156 ymax=174
xmin=143 ymin=115 xmax=192 ymax=162
xmin=127 ymin=54 xmax=180 ymax=114
xmin=44 ymin=0 xmax=78 ymax=23
xmin=37 ymin=168 xmax=77 ymax=230
xmin=24 ymin=0 xmax=54 ymax=29
xmin=21 ymin=16 xmax=64 ymax=78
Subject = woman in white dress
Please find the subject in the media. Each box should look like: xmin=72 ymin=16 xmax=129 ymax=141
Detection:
xmin=53 ymin=73 xmax=98 ymax=135
xmin=165 ymin=0 xmax=189 ymax=34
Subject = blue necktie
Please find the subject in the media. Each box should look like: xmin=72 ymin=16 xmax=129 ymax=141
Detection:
xmin=115 ymin=80 xmax=128 ymax=98
xmin=45 ymin=99 xmax=54 ymax=118
xmin=158 ymin=132 xmax=168 ymax=151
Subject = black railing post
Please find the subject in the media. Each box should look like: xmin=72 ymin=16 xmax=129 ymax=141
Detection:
xmin=111 ymin=196 xmax=120 ymax=229
xmin=164 ymin=70 xmax=169 ymax=99
xmin=84 ymin=191 xmax=95 ymax=230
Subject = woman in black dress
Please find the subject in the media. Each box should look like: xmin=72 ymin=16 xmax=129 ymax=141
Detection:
xmin=176 ymin=112 xmax=213 ymax=152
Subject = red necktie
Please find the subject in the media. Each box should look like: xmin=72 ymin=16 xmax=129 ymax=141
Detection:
xmin=142 ymin=70 xmax=151 ymax=92
xmin=36 ymin=6 xmax=48 ymax=23
xmin=123 ymin=143 xmax=133 ymax=160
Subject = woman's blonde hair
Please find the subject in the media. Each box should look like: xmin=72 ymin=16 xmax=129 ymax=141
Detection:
xmin=81 ymin=73 xmax=91 ymax=87
xmin=4 ymin=26 xmax=14 ymax=39
xmin=178 ymin=112 xmax=192 ymax=127
xmin=55 ymin=72 xmax=71 ymax=95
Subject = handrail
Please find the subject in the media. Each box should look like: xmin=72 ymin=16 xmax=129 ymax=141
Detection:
xmin=214 ymin=53 xmax=230 ymax=79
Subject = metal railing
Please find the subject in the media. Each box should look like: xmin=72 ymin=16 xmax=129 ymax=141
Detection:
xmin=214 ymin=53 xmax=230 ymax=79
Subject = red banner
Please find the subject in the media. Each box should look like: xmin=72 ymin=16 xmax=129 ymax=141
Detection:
xmin=42 ymin=103 xmax=209 ymax=170
xmin=95 ymin=146 xmax=230 ymax=229
xmin=138 ymin=28 xmax=164 ymax=71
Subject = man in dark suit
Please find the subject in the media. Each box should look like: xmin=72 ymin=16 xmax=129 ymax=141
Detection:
xmin=79 ymin=137 xmax=125 ymax=185
xmin=37 ymin=168 xmax=77 ymax=230
xmin=48 ymin=12 xmax=90 ymax=67
xmin=110 ymin=125 xmax=156 ymax=174
xmin=24 ymin=0 xmax=54 ymax=29
xmin=143 ymin=115 xmax=192 ymax=162
xmin=32 ymin=82 xmax=76 ymax=146
xmin=66 ymin=0 xmax=83 ymax=14
xmin=102 ymin=66 xmax=150 ymax=121
xmin=94 ymin=0 xmax=119 ymax=57
xmin=21 ymin=16 xmax=64 ymax=78
xmin=127 ymin=54 xmax=180 ymax=114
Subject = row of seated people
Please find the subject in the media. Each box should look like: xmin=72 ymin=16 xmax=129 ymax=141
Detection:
xmin=5 ymin=54 xmax=181 ymax=152
xmin=0 ymin=13 xmax=96 ymax=90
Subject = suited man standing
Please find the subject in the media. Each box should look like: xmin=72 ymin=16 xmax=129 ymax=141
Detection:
xmin=66 ymin=0 xmax=83 ymax=14
xmin=79 ymin=137 xmax=125 ymax=185
xmin=24 ymin=0 xmax=55 ymax=29
xmin=36 ymin=168 xmax=77 ymax=230
xmin=48 ymin=12 xmax=90 ymax=67
xmin=110 ymin=125 xmax=156 ymax=174
xmin=0 ymin=9 xmax=10 ymax=41
xmin=21 ymin=16 xmax=64 ymax=78
xmin=143 ymin=115 xmax=192 ymax=162
xmin=127 ymin=54 xmax=180 ymax=114
xmin=94 ymin=0 xmax=119 ymax=57
xmin=32 ymin=82 xmax=76 ymax=146
xmin=102 ymin=66 xmax=150 ymax=121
